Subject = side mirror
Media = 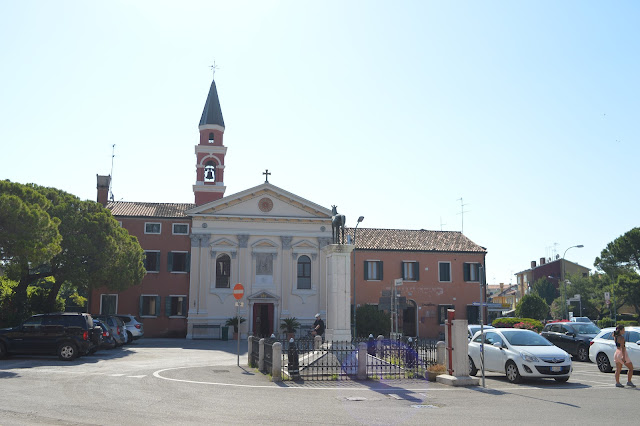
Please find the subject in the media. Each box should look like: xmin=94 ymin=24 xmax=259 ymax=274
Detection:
xmin=636 ymin=340 xmax=640 ymax=346
xmin=567 ymin=332 xmax=576 ymax=337
xmin=493 ymin=342 xmax=502 ymax=348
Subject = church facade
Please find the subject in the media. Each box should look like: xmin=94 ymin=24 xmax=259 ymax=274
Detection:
xmin=92 ymin=78 xmax=488 ymax=339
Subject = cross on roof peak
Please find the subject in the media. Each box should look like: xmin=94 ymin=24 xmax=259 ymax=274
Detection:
xmin=263 ymin=169 xmax=271 ymax=183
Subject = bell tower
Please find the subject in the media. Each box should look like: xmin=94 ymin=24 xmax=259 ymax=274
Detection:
xmin=193 ymin=79 xmax=227 ymax=206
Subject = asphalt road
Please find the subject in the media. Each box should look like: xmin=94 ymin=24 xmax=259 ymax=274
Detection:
xmin=0 ymin=339 xmax=638 ymax=425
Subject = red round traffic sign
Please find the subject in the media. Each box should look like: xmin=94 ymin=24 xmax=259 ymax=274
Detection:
xmin=233 ymin=283 xmax=244 ymax=300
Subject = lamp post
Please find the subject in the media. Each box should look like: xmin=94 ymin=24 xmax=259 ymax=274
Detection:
xmin=562 ymin=245 xmax=584 ymax=319
xmin=352 ymin=216 xmax=364 ymax=339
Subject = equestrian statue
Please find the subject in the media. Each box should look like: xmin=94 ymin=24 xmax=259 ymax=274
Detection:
xmin=331 ymin=205 xmax=346 ymax=244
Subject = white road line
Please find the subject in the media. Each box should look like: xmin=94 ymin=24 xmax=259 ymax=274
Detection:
xmin=127 ymin=375 xmax=146 ymax=378
xmin=109 ymin=374 xmax=125 ymax=377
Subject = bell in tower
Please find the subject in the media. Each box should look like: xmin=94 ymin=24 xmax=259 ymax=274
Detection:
xmin=204 ymin=162 xmax=216 ymax=182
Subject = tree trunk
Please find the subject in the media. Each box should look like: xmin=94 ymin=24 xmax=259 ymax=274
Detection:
xmin=45 ymin=280 xmax=63 ymax=312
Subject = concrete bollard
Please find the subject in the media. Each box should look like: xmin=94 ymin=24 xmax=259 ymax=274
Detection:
xmin=259 ymin=338 xmax=265 ymax=372
xmin=357 ymin=342 xmax=367 ymax=380
xmin=272 ymin=342 xmax=282 ymax=381
xmin=436 ymin=341 xmax=446 ymax=365
xmin=247 ymin=336 xmax=253 ymax=366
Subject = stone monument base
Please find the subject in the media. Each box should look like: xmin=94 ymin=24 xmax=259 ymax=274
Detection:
xmin=436 ymin=374 xmax=479 ymax=387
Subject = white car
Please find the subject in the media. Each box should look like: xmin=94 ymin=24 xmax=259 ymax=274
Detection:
xmin=588 ymin=326 xmax=640 ymax=373
xmin=468 ymin=324 xmax=494 ymax=340
xmin=468 ymin=328 xmax=572 ymax=383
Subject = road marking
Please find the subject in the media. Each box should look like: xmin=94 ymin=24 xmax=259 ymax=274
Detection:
xmin=127 ymin=375 xmax=147 ymax=378
xmin=109 ymin=374 xmax=125 ymax=377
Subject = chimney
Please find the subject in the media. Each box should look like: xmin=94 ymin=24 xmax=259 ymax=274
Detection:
xmin=97 ymin=175 xmax=111 ymax=207
xmin=500 ymin=283 xmax=504 ymax=293
xmin=540 ymin=257 xmax=546 ymax=265
xmin=531 ymin=260 xmax=537 ymax=268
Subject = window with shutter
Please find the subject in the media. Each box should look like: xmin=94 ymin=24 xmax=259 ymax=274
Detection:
xmin=439 ymin=262 xmax=451 ymax=282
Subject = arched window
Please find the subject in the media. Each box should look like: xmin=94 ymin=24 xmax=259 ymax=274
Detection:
xmin=297 ymin=255 xmax=311 ymax=289
xmin=208 ymin=132 xmax=215 ymax=144
xmin=216 ymin=254 xmax=230 ymax=288
xmin=204 ymin=161 xmax=216 ymax=182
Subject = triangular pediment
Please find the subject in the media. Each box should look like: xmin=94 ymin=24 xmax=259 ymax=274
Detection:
xmin=247 ymin=290 xmax=280 ymax=301
xmin=187 ymin=183 xmax=332 ymax=220
xmin=292 ymin=239 xmax=318 ymax=250
xmin=252 ymin=239 xmax=278 ymax=248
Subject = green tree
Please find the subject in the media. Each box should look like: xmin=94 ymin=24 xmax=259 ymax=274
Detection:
xmin=356 ymin=304 xmax=390 ymax=338
xmin=3 ymin=182 xmax=145 ymax=320
xmin=595 ymin=227 xmax=640 ymax=275
xmin=531 ymin=277 xmax=557 ymax=305
xmin=515 ymin=294 xmax=549 ymax=320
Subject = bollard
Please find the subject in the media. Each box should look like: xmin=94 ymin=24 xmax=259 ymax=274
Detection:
xmin=248 ymin=336 xmax=253 ymax=367
xmin=272 ymin=342 xmax=282 ymax=381
xmin=259 ymin=338 xmax=265 ymax=372
xmin=377 ymin=335 xmax=384 ymax=358
xmin=436 ymin=340 xmax=446 ymax=366
xmin=287 ymin=338 xmax=300 ymax=380
xmin=314 ymin=335 xmax=322 ymax=350
xmin=367 ymin=334 xmax=376 ymax=356
xmin=357 ymin=342 xmax=367 ymax=380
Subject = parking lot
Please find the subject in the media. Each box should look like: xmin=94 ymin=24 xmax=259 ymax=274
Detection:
xmin=1 ymin=339 xmax=638 ymax=425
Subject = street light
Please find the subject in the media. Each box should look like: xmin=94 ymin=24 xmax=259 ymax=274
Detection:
xmin=562 ymin=244 xmax=584 ymax=319
xmin=352 ymin=216 xmax=364 ymax=339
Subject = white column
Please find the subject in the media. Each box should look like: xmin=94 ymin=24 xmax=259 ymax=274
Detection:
xmin=322 ymin=244 xmax=354 ymax=342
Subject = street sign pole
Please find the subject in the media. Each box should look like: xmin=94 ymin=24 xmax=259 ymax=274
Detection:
xmin=233 ymin=283 xmax=245 ymax=367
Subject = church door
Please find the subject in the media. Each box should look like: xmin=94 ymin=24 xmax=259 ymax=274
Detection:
xmin=252 ymin=303 xmax=273 ymax=338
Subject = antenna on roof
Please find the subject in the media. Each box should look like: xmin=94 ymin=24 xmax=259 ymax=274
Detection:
xmin=109 ymin=144 xmax=115 ymax=202
xmin=456 ymin=198 xmax=470 ymax=233
xmin=440 ymin=216 xmax=446 ymax=231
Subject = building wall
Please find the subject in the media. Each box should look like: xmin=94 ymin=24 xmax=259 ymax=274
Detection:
xmin=353 ymin=249 xmax=486 ymax=339
xmin=90 ymin=217 xmax=192 ymax=337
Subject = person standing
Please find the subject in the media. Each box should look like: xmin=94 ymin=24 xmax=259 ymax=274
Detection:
xmin=613 ymin=324 xmax=635 ymax=388
xmin=312 ymin=313 xmax=325 ymax=337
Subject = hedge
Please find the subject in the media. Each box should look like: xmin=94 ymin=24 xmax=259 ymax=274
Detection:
xmin=598 ymin=318 xmax=639 ymax=328
xmin=491 ymin=317 xmax=544 ymax=333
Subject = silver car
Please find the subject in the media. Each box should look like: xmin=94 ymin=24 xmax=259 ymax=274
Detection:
xmin=116 ymin=315 xmax=144 ymax=341
xmin=93 ymin=315 xmax=127 ymax=346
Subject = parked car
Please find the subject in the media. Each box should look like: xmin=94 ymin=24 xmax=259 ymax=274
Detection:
xmin=92 ymin=319 xmax=117 ymax=350
xmin=541 ymin=321 xmax=600 ymax=362
xmin=468 ymin=328 xmax=572 ymax=383
xmin=588 ymin=326 xmax=640 ymax=373
xmin=93 ymin=315 xmax=127 ymax=346
xmin=0 ymin=312 xmax=99 ymax=361
xmin=115 ymin=315 xmax=144 ymax=341
xmin=468 ymin=324 xmax=494 ymax=340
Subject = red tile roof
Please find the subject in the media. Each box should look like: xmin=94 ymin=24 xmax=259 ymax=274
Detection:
xmin=107 ymin=201 xmax=195 ymax=218
xmin=350 ymin=228 xmax=486 ymax=253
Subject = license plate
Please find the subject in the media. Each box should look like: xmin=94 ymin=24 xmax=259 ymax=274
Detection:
xmin=551 ymin=366 xmax=562 ymax=372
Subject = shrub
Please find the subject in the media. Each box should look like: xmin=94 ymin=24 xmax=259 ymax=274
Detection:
xmin=426 ymin=363 xmax=447 ymax=373
xmin=617 ymin=320 xmax=639 ymax=327
xmin=598 ymin=318 xmax=615 ymax=328
xmin=491 ymin=317 xmax=543 ymax=332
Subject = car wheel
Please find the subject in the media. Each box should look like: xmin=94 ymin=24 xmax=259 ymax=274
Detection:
xmin=554 ymin=377 xmax=570 ymax=383
xmin=58 ymin=342 xmax=77 ymax=361
xmin=127 ymin=331 xmax=133 ymax=342
xmin=576 ymin=345 xmax=589 ymax=362
xmin=468 ymin=356 xmax=478 ymax=376
xmin=0 ymin=341 xmax=7 ymax=359
xmin=596 ymin=352 xmax=613 ymax=373
xmin=505 ymin=361 xmax=522 ymax=384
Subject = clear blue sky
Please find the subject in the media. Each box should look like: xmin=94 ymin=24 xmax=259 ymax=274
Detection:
xmin=1 ymin=1 xmax=638 ymax=287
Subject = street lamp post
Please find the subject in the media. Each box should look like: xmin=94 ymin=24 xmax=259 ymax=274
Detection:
xmin=562 ymin=244 xmax=584 ymax=319
xmin=352 ymin=216 xmax=364 ymax=339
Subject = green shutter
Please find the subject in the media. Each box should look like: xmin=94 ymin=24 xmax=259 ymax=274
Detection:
xmin=139 ymin=296 xmax=144 ymax=316
xmin=363 ymin=261 xmax=369 ymax=280
xmin=156 ymin=295 xmax=161 ymax=316
xmin=463 ymin=263 xmax=470 ymax=281
xmin=186 ymin=253 xmax=191 ymax=272
xmin=415 ymin=262 xmax=420 ymax=281
xmin=182 ymin=297 xmax=188 ymax=316
xmin=165 ymin=296 xmax=172 ymax=317
xmin=167 ymin=252 xmax=173 ymax=272
xmin=379 ymin=261 xmax=383 ymax=280
xmin=401 ymin=262 xmax=405 ymax=280
xmin=155 ymin=252 xmax=161 ymax=271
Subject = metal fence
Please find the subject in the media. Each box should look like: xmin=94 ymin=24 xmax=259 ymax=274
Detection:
xmin=249 ymin=337 xmax=259 ymax=368
xmin=276 ymin=337 xmax=438 ymax=381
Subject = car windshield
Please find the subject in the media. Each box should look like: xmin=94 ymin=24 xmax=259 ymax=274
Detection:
xmin=572 ymin=323 xmax=600 ymax=334
xmin=502 ymin=330 xmax=553 ymax=346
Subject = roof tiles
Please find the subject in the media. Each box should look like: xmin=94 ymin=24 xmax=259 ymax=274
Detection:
xmin=107 ymin=202 xmax=195 ymax=218
xmin=350 ymin=228 xmax=486 ymax=253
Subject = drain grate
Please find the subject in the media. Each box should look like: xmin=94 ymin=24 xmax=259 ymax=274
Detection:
xmin=211 ymin=369 xmax=230 ymax=373
xmin=411 ymin=404 xmax=439 ymax=409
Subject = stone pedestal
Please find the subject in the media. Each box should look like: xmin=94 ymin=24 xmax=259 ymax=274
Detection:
xmin=322 ymin=244 xmax=354 ymax=342
xmin=438 ymin=319 xmax=479 ymax=386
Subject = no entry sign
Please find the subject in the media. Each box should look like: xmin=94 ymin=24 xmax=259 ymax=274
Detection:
xmin=233 ymin=283 xmax=244 ymax=300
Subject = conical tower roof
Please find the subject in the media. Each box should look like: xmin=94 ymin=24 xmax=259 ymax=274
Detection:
xmin=199 ymin=79 xmax=225 ymax=128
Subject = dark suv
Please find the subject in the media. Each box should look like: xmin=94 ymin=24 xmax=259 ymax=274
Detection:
xmin=0 ymin=313 xmax=100 ymax=361
xmin=541 ymin=321 xmax=600 ymax=362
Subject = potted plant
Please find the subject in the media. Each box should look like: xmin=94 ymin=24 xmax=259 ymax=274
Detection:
xmin=225 ymin=316 xmax=246 ymax=339
xmin=280 ymin=317 xmax=301 ymax=340
xmin=426 ymin=363 xmax=447 ymax=382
